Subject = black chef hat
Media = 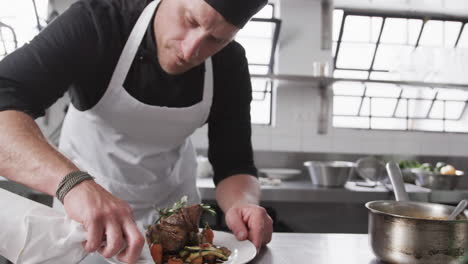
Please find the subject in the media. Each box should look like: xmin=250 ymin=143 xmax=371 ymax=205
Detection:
xmin=204 ymin=0 xmax=268 ymax=28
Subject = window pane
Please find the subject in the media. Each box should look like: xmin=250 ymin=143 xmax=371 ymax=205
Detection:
xmin=410 ymin=119 xmax=444 ymax=132
xmin=254 ymin=4 xmax=274 ymax=18
xmin=360 ymin=97 xmax=370 ymax=116
xmin=371 ymin=117 xmax=407 ymax=130
xmin=445 ymin=102 xmax=465 ymax=119
xmin=333 ymin=10 xmax=344 ymax=42
xmin=342 ymin=16 xmax=382 ymax=43
xmin=419 ymin=20 xmax=462 ymax=48
xmin=445 ymin=21 xmax=463 ymax=48
xmin=251 ymin=78 xmax=271 ymax=92
xmin=365 ymin=83 xmax=401 ymax=97
xmin=445 ymin=119 xmax=468 ymax=132
xmin=334 ymin=96 xmax=362 ymax=115
xmin=238 ymin=21 xmax=275 ymax=39
xmin=401 ymin=86 xmax=436 ymax=99
xmin=373 ymin=44 xmax=413 ymax=71
xmin=0 ymin=28 xmax=17 ymax=56
xmin=429 ymin=101 xmax=445 ymax=119
xmin=369 ymin=71 xmax=401 ymax=81
xmin=336 ymin=43 xmax=376 ymax=69
xmin=249 ymin=65 xmax=269 ymax=74
xmin=333 ymin=70 xmax=369 ymax=79
xmin=380 ymin=18 xmax=422 ymax=45
xmin=457 ymin=24 xmax=468 ymax=48
xmin=436 ymin=88 xmax=468 ymax=101
xmin=333 ymin=116 xmax=369 ymax=129
xmin=395 ymin=99 xmax=408 ymax=117
xmin=252 ymin=91 xmax=268 ymax=101
xmin=371 ymin=98 xmax=398 ymax=117
xmin=237 ymin=37 xmax=272 ymax=65
xmin=396 ymin=99 xmax=434 ymax=118
xmin=251 ymin=92 xmax=271 ymax=124
xmin=333 ymin=82 xmax=365 ymax=96
xmin=0 ymin=0 xmax=48 ymax=45
xmin=251 ymin=79 xmax=271 ymax=125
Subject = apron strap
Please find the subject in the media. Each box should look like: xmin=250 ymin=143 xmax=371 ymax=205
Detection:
xmin=108 ymin=0 xmax=159 ymax=88
xmin=203 ymin=58 xmax=213 ymax=102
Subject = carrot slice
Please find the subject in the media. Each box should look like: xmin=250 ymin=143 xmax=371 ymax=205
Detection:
xmin=150 ymin=243 xmax=163 ymax=264
xmin=168 ymin=257 xmax=184 ymax=264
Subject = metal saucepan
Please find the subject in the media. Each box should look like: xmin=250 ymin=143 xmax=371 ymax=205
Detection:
xmin=366 ymin=162 xmax=468 ymax=264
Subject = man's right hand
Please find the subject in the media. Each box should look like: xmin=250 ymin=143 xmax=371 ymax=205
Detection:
xmin=63 ymin=180 xmax=145 ymax=264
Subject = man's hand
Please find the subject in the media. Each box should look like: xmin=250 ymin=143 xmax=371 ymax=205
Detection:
xmin=63 ymin=180 xmax=145 ymax=264
xmin=225 ymin=203 xmax=273 ymax=252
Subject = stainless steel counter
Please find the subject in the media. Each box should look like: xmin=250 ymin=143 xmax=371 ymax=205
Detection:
xmin=251 ymin=233 xmax=382 ymax=264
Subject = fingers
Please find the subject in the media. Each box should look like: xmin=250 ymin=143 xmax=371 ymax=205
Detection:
xmin=225 ymin=208 xmax=249 ymax=241
xmin=117 ymin=220 xmax=145 ymax=264
xmin=247 ymin=208 xmax=266 ymax=251
xmin=84 ymin=221 xmax=105 ymax=252
xmin=226 ymin=205 xmax=274 ymax=253
xmin=98 ymin=220 xmax=124 ymax=258
xmin=262 ymin=214 xmax=273 ymax=244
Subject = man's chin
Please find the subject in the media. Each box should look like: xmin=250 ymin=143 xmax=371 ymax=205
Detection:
xmin=161 ymin=63 xmax=191 ymax=75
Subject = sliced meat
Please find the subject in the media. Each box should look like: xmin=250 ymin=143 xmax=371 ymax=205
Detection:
xmin=181 ymin=204 xmax=203 ymax=233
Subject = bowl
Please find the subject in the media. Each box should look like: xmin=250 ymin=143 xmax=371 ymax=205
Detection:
xmin=304 ymin=161 xmax=355 ymax=187
xmin=259 ymin=168 xmax=301 ymax=181
xmin=411 ymin=168 xmax=465 ymax=190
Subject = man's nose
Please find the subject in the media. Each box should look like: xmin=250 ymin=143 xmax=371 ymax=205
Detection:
xmin=182 ymin=32 xmax=204 ymax=61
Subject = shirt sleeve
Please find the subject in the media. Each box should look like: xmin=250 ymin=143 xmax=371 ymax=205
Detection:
xmin=0 ymin=1 xmax=102 ymax=118
xmin=208 ymin=42 xmax=258 ymax=186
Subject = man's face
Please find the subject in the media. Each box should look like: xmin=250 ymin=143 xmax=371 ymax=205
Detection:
xmin=154 ymin=0 xmax=240 ymax=75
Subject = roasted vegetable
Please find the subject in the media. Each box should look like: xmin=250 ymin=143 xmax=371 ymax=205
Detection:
xmin=167 ymin=257 xmax=184 ymax=264
xmin=150 ymin=243 xmax=163 ymax=264
xmin=201 ymin=223 xmax=214 ymax=244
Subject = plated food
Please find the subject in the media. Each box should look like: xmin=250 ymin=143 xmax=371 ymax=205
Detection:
xmin=145 ymin=196 xmax=231 ymax=264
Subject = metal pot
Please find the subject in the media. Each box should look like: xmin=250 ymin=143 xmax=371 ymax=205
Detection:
xmin=412 ymin=168 xmax=465 ymax=190
xmin=366 ymin=162 xmax=468 ymax=264
xmin=304 ymin=161 xmax=354 ymax=187
xmin=366 ymin=200 xmax=468 ymax=264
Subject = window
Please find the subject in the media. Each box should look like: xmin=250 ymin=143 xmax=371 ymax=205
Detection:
xmin=236 ymin=4 xmax=281 ymax=125
xmin=332 ymin=9 xmax=468 ymax=133
xmin=0 ymin=0 xmax=48 ymax=60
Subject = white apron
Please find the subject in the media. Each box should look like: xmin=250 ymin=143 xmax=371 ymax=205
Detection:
xmin=56 ymin=0 xmax=213 ymax=262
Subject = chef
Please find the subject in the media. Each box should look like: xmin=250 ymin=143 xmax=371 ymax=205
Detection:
xmin=0 ymin=0 xmax=273 ymax=263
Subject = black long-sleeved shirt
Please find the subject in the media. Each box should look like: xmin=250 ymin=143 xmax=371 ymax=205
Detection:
xmin=0 ymin=0 xmax=257 ymax=185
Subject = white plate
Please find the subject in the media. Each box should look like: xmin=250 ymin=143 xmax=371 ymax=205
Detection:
xmin=213 ymin=231 xmax=256 ymax=264
xmin=259 ymin=168 xmax=301 ymax=180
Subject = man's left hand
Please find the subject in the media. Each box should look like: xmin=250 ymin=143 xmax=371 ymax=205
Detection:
xmin=224 ymin=203 xmax=273 ymax=252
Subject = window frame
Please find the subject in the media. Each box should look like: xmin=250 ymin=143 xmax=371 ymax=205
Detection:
xmin=237 ymin=3 xmax=281 ymax=126
xmin=332 ymin=9 xmax=468 ymax=133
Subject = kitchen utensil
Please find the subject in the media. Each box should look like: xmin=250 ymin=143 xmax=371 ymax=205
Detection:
xmin=365 ymin=161 xmax=468 ymax=264
xmin=386 ymin=161 xmax=409 ymax=201
xmin=304 ymin=161 xmax=354 ymax=187
xmin=259 ymin=168 xmax=301 ymax=181
xmin=412 ymin=168 xmax=464 ymax=190
xmin=356 ymin=157 xmax=392 ymax=191
xmin=448 ymin=199 xmax=468 ymax=221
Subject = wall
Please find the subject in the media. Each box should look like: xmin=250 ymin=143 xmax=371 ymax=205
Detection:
xmin=191 ymin=0 xmax=468 ymax=158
